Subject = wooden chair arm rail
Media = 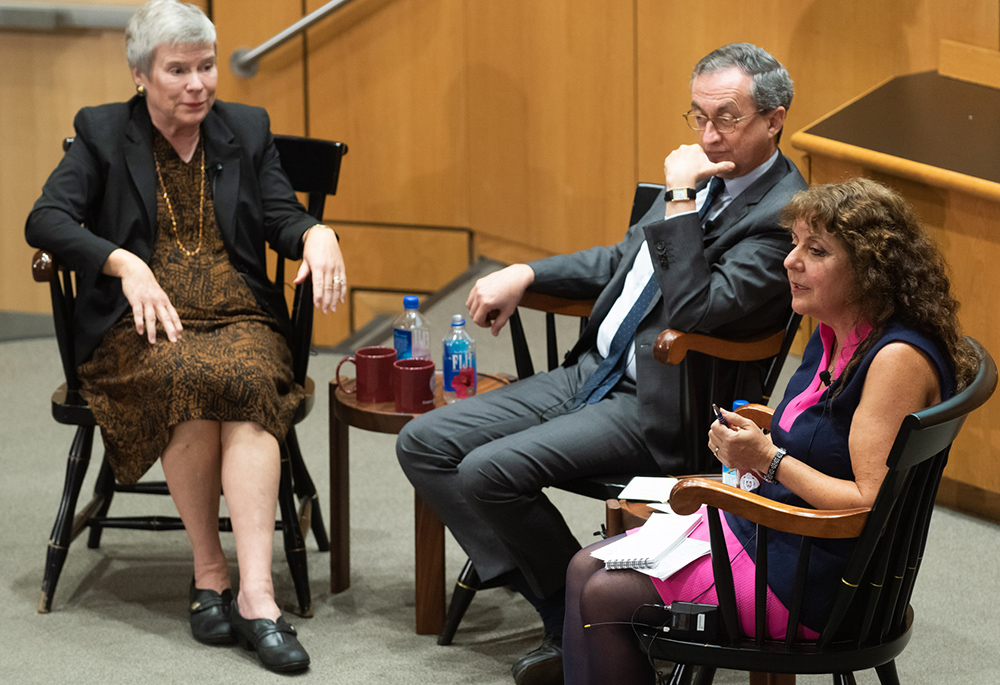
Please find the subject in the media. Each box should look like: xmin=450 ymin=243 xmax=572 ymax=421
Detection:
xmin=518 ymin=291 xmax=595 ymax=318
xmin=654 ymin=328 xmax=786 ymax=366
xmin=32 ymin=249 xmax=57 ymax=283
xmin=735 ymin=402 xmax=774 ymax=431
xmin=669 ymin=477 xmax=870 ymax=539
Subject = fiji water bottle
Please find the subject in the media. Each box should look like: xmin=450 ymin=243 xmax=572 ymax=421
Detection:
xmin=443 ymin=315 xmax=476 ymax=403
xmin=722 ymin=400 xmax=749 ymax=488
xmin=393 ymin=295 xmax=431 ymax=360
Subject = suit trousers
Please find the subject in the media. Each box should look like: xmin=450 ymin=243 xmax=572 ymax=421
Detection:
xmin=396 ymin=351 xmax=661 ymax=599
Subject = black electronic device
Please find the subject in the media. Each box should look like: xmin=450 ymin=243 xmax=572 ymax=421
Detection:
xmin=664 ymin=602 xmax=720 ymax=642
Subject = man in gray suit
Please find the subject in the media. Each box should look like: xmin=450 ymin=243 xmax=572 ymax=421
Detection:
xmin=397 ymin=43 xmax=807 ymax=684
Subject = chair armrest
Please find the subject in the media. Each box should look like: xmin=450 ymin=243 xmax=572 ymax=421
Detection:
xmin=32 ymin=249 xmax=58 ymax=283
xmin=735 ymin=402 xmax=773 ymax=431
xmin=653 ymin=328 xmax=786 ymax=366
xmin=518 ymin=291 xmax=594 ymax=318
xmin=669 ymin=477 xmax=870 ymax=539
xmin=605 ymin=499 xmax=665 ymax=537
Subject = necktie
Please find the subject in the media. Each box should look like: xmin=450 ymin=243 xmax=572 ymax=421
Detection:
xmin=573 ymin=177 xmax=725 ymax=406
xmin=699 ymin=176 xmax=725 ymax=223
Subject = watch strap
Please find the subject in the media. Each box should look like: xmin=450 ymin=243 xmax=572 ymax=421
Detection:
xmin=763 ymin=447 xmax=786 ymax=484
xmin=664 ymin=187 xmax=696 ymax=202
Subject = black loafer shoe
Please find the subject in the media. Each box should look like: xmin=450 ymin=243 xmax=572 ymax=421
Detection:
xmin=231 ymin=599 xmax=310 ymax=673
xmin=189 ymin=581 xmax=236 ymax=645
xmin=511 ymin=633 xmax=563 ymax=685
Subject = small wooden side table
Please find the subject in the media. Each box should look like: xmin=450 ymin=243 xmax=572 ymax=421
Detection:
xmin=329 ymin=372 xmax=510 ymax=635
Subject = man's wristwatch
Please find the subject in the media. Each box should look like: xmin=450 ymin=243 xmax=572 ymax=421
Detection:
xmin=664 ymin=187 xmax=696 ymax=202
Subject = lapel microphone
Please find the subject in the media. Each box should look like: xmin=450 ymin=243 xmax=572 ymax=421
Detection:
xmin=819 ymin=370 xmax=832 ymax=387
xmin=210 ymin=162 xmax=223 ymax=198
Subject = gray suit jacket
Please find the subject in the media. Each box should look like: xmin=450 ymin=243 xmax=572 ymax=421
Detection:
xmin=527 ymin=152 xmax=807 ymax=471
xmin=26 ymin=97 xmax=316 ymax=366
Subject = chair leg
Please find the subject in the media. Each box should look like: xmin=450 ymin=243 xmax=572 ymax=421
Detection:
xmin=693 ymin=665 xmax=717 ymax=684
xmin=278 ymin=445 xmax=312 ymax=618
xmin=667 ymin=663 xmax=694 ymax=685
xmin=38 ymin=426 xmax=94 ymax=613
xmin=437 ymin=559 xmax=481 ymax=645
xmin=874 ymin=661 xmax=899 ymax=685
xmin=86 ymin=457 xmax=116 ymax=549
xmin=286 ymin=428 xmax=330 ymax=552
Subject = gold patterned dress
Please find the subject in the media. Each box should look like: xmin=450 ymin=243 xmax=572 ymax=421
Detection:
xmin=78 ymin=130 xmax=305 ymax=484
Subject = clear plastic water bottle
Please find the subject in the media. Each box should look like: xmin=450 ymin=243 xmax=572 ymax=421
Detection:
xmin=443 ymin=314 xmax=476 ymax=403
xmin=393 ymin=296 xmax=431 ymax=360
xmin=722 ymin=399 xmax=749 ymax=488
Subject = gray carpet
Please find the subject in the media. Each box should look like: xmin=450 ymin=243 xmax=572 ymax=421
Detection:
xmin=2 ymin=269 xmax=998 ymax=684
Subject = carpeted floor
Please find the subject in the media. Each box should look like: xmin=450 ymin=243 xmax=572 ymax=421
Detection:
xmin=2 ymin=267 xmax=998 ymax=684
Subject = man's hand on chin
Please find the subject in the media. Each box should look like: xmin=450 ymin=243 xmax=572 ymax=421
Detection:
xmin=663 ymin=145 xmax=736 ymax=218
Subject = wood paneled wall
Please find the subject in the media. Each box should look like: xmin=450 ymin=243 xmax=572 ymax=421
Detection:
xmin=1 ymin=27 xmax=135 ymax=316
xmin=4 ymin=0 xmax=999 ymax=348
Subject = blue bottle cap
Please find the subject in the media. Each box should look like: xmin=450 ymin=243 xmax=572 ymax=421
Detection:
xmin=451 ymin=315 xmax=465 ymax=326
xmin=403 ymin=295 xmax=419 ymax=309
xmin=732 ymin=399 xmax=750 ymax=410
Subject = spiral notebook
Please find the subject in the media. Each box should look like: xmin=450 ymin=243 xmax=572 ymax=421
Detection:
xmin=591 ymin=511 xmax=708 ymax=580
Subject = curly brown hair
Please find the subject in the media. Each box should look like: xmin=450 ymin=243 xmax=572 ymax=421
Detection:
xmin=782 ymin=178 xmax=978 ymax=392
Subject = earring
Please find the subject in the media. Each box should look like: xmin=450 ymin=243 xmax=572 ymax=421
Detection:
xmin=136 ymin=84 xmax=146 ymax=97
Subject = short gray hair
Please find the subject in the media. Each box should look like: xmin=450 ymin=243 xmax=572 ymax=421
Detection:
xmin=691 ymin=43 xmax=794 ymax=112
xmin=125 ymin=0 xmax=216 ymax=76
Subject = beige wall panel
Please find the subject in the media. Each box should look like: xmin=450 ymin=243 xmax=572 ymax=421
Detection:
xmin=636 ymin=0 xmax=999 ymax=187
xmin=310 ymin=222 xmax=471 ymax=346
xmin=213 ymin=0 xmax=306 ymax=135
xmin=1 ymin=28 xmax=135 ymax=315
xmin=350 ymin=290 xmax=414 ymax=334
xmin=302 ymin=0 xmax=469 ymax=228
xmin=464 ymin=0 xmax=637 ymax=253
xmin=475 ymin=234 xmax=563 ymax=269
xmin=806 ymin=155 xmax=1000 ymax=495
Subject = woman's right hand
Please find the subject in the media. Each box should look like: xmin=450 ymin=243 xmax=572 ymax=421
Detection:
xmin=102 ymin=248 xmax=182 ymax=344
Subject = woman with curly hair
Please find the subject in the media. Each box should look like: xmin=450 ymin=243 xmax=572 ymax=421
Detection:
xmin=559 ymin=177 xmax=977 ymax=685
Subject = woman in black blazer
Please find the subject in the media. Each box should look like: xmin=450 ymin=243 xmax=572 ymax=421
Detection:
xmin=25 ymin=0 xmax=342 ymax=672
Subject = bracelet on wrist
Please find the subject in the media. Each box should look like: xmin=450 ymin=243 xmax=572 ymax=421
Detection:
xmin=763 ymin=447 xmax=786 ymax=484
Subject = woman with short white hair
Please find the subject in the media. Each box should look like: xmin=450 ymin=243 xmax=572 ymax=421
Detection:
xmin=26 ymin=0 xmax=345 ymax=673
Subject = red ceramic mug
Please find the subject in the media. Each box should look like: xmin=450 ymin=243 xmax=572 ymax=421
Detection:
xmin=336 ymin=346 xmax=397 ymax=403
xmin=394 ymin=358 xmax=437 ymax=413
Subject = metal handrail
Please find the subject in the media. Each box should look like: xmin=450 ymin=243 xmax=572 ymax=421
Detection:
xmin=229 ymin=0 xmax=357 ymax=78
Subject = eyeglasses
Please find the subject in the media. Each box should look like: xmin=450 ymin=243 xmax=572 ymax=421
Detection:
xmin=683 ymin=109 xmax=765 ymax=134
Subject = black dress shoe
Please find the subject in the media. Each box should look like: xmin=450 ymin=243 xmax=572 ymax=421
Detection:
xmin=231 ymin=599 xmax=310 ymax=673
xmin=511 ymin=633 xmax=563 ymax=685
xmin=189 ymin=581 xmax=236 ymax=645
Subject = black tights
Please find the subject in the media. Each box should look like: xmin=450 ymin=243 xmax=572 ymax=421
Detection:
xmin=562 ymin=535 xmax=666 ymax=685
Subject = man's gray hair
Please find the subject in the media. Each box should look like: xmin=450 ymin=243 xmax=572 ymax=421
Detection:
xmin=126 ymin=0 xmax=216 ymax=76
xmin=691 ymin=43 xmax=794 ymax=112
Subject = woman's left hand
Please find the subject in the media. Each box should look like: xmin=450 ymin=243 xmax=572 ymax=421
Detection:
xmin=296 ymin=226 xmax=346 ymax=313
xmin=707 ymin=408 xmax=775 ymax=475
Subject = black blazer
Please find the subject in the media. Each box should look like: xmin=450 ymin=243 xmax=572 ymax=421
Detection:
xmin=528 ymin=153 xmax=808 ymax=471
xmin=26 ymin=97 xmax=316 ymax=366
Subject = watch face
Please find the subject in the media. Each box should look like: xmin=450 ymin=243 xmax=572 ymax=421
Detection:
xmin=667 ymin=188 xmax=694 ymax=202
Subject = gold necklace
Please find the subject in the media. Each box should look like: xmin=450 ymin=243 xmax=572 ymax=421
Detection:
xmin=154 ymin=144 xmax=205 ymax=256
